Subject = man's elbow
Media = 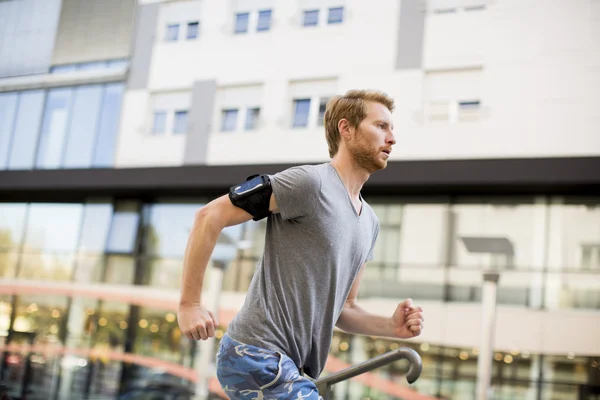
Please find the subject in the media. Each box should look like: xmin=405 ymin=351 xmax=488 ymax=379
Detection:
xmin=193 ymin=203 xmax=225 ymax=233
xmin=335 ymin=301 xmax=356 ymax=331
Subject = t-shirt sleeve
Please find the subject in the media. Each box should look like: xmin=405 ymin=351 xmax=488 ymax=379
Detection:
xmin=366 ymin=218 xmax=380 ymax=262
xmin=270 ymin=165 xmax=321 ymax=221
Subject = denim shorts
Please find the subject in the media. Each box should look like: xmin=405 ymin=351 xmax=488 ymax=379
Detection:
xmin=216 ymin=333 xmax=322 ymax=399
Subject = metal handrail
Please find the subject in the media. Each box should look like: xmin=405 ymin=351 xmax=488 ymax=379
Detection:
xmin=314 ymin=347 xmax=422 ymax=399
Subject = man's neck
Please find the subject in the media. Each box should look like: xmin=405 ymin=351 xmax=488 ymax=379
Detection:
xmin=329 ymin=156 xmax=370 ymax=202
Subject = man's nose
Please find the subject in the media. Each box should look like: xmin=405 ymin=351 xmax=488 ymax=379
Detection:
xmin=387 ymin=131 xmax=396 ymax=145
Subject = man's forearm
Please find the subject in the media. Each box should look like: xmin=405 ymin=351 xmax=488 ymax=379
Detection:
xmin=180 ymin=208 xmax=221 ymax=305
xmin=335 ymin=302 xmax=396 ymax=338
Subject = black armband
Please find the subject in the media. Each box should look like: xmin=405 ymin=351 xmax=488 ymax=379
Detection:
xmin=228 ymin=174 xmax=273 ymax=221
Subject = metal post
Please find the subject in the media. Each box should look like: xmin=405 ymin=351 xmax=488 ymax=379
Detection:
xmin=476 ymin=272 xmax=500 ymax=400
xmin=195 ymin=262 xmax=225 ymax=400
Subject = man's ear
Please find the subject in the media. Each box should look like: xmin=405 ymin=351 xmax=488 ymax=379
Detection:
xmin=338 ymin=118 xmax=352 ymax=139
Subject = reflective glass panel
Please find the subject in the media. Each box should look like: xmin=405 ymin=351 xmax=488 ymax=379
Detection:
xmin=63 ymin=85 xmax=104 ymax=168
xmin=93 ymin=83 xmax=124 ymax=167
xmin=23 ymin=204 xmax=83 ymax=252
xmin=145 ymin=203 xmax=203 ymax=257
xmin=452 ymin=198 xmax=537 ymax=269
xmin=36 ymin=88 xmax=74 ymax=169
xmin=78 ymin=203 xmax=113 ymax=255
xmin=8 ymin=90 xmax=45 ymax=170
xmin=0 ymin=92 xmax=18 ymax=168
xmin=0 ymin=203 xmax=27 ymax=250
xmin=106 ymin=203 xmax=139 ymax=253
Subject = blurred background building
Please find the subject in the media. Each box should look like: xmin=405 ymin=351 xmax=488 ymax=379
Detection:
xmin=0 ymin=0 xmax=599 ymax=399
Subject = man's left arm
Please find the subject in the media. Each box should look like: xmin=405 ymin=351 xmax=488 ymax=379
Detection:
xmin=335 ymin=263 xmax=424 ymax=339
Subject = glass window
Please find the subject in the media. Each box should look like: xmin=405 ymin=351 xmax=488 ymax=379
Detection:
xmin=93 ymin=299 xmax=130 ymax=351
xmin=328 ymin=7 xmax=344 ymax=24
xmin=173 ymin=110 xmax=188 ymax=134
xmin=549 ymin=198 xmax=600 ymax=271
xmin=187 ymin=21 xmax=199 ymax=39
xmin=36 ymin=88 xmax=74 ymax=169
xmin=221 ymin=109 xmax=238 ymax=132
xmin=292 ymin=99 xmax=311 ymax=128
xmin=257 ymin=10 xmax=272 ymax=32
xmin=152 ymin=111 xmax=167 ymax=134
xmin=93 ymin=83 xmax=124 ymax=168
xmin=317 ymin=97 xmax=329 ymax=126
xmin=0 ymin=93 xmax=18 ymax=169
xmin=0 ymin=252 xmax=19 ymax=279
xmin=106 ymin=203 xmax=139 ymax=254
xmin=78 ymin=203 xmax=113 ymax=255
xmin=145 ymin=203 xmax=202 ymax=257
xmin=0 ymin=203 xmax=27 ymax=250
xmin=24 ymin=204 xmax=83 ymax=252
xmin=104 ymin=255 xmax=135 ymax=285
xmin=77 ymin=61 xmax=107 ymax=71
xmin=107 ymin=59 xmax=129 ymax=69
xmin=235 ymin=12 xmax=249 ymax=34
xmin=244 ymin=107 xmax=260 ymax=130
xmin=303 ymin=9 xmax=319 ymax=26
xmin=50 ymin=65 xmax=77 ymax=74
xmin=19 ymin=253 xmax=74 ymax=281
xmin=146 ymin=258 xmax=184 ymax=290
xmin=451 ymin=199 xmax=537 ymax=270
xmin=8 ymin=90 xmax=45 ymax=170
xmin=63 ymin=85 xmax=104 ymax=168
xmin=12 ymin=295 xmax=68 ymax=337
xmin=72 ymin=255 xmax=105 ymax=283
xmin=165 ymin=23 xmax=179 ymax=41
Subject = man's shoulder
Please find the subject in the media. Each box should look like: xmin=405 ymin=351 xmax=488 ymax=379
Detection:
xmin=278 ymin=163 xmax=328 ymax=175
xmin=272 ymin=163 xmax=327 ymax=183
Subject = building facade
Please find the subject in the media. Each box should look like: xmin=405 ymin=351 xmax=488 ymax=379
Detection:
xmin=0 ymin=0 xmax=599 ymax=399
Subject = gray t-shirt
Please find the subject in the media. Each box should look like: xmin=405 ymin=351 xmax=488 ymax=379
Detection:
xmin=226 ymin=162 xmax=380 ymax=379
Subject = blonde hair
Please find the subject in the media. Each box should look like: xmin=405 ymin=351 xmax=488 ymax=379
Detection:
xmin=324 ymin=89 xmax=395 ymax=158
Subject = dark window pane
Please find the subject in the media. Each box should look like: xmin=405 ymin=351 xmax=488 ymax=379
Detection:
xmin=7 ymin=90 xmax=45 ymax=170
xmin=292 ymin=99 xmax=311 ymax=127
xmin=93 ymin=83 xmax=124 ymax=168
xmin=245 ymin=107 xmax=260 ymax=130
xmin=63 ymin=85 xmax=104 ymax=168
xmin=318 ymin=97 xmax=329 ymax=126
xmin=165 ymin=23 xmax=179 ymax=41
xmin=187 ymin=21 xmax=199 ymax=39
xmin=257 ymin=10 xmax=272 ymax=31
xmin=235 ymin=12 xmax=249 ymax=33
xmin=152 ymin=111 xmax=167 ymax=134
xmin=0 ymin=93 xmax=18 ymax=169
xmin=303 ymin=10 xmax=319 ymax=26
xmin=107 ymin=59 xmax=128 ymax=69
xmin=0 ymin=203 xmax=27 ymax=250
xmin=106 ymin=203 xmax=139 ymax=254
xmin=36 ymin=88 xmax=74 ymax=169
xmin=78 ymin=203 xmax=113 ymax=255
xmin=77 ymin=61 xmax=107 ymax=71
xmin=50 ymin=65 xmax=77 ymax=74
xmin=328 ymin=7 xmax=344 ymax=24
xmin=173 ymin=110 xmax=188 ymax=134
xmin=24 ymin=204 xmax=83 ymax=251
xmin=221 ymin=109 xmax=238 ymax=132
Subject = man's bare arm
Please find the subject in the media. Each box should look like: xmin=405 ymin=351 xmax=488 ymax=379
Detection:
xmin=178 ymin=192 xmax=279 ymax=340
xmin=336 ymin=263 xmax=424 ymax=339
